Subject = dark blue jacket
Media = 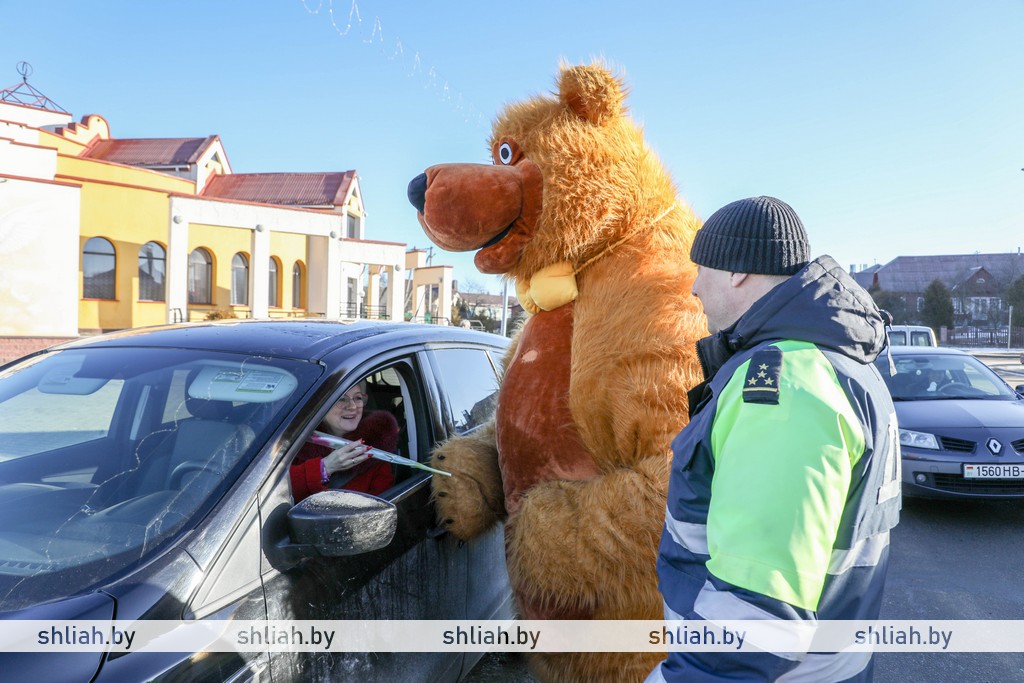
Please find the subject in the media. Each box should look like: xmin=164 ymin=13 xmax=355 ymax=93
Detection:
xmin=648 ymin=256 xmax=901 ymax=682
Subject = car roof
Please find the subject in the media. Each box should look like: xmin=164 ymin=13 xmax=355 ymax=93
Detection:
xmin=39 ymin=319 xmax=506 ymax=362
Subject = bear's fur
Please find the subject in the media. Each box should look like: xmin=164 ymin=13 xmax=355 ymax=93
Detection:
xmin=410 ymin=63 xmax=705 ymax=682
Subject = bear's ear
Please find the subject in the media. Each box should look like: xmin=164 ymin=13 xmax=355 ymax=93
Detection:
xmin=558 ymin=64 xmax=625 ymax=126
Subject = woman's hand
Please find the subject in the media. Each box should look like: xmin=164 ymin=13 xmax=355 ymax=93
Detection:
xmin=323 ymin=439 xmax=373 ymax=475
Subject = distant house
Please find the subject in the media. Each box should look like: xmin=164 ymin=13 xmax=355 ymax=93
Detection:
xmin=852 ymin=253 xmax=1024 ymax=326
xmin=452 ymin=288 xmax=522 ymax=333
xmin=454 ymin=289 xmax=519 ymax=319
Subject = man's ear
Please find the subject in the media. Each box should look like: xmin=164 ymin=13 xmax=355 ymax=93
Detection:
xmin=729 ymin=272 xmax=749 ymax=288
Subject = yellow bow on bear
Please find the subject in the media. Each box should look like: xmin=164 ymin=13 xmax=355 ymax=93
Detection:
xmin=515 ymin=262 xmax=578 ymax=314
xmin=513 ymin=203 xmax=678 ymax=315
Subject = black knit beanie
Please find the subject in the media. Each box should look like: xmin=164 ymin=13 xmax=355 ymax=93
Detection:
xmin=690 ymin=196 xmax=810 ymax=276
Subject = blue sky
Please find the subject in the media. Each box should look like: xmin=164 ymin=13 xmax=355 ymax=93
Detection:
xmin=5 ymin=1 xmax=1023 ymax=293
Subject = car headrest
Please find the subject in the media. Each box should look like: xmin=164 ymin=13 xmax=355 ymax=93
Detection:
xmin=184 ymin=396 xmax=239 ymax=421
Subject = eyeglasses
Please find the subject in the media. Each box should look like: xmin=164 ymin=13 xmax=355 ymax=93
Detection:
xmin=337 ymin=393 xmax=366 ymax=407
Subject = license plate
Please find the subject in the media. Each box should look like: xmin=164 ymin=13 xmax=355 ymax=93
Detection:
xmin=963 ymin=464 xmax=1024 ymax=479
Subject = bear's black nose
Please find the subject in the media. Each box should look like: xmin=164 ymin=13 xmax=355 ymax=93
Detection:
xmin=407 ymin=173 xmax=427 ymax=213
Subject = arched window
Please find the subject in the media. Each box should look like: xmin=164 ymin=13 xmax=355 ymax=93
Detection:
xmin=138 ymin=241 xmax=166 ymax=302
xmin=231 ymin=253 xmax=249 ymax=306
xmin=268 ymin=257 xmax=280 ymax=308
xmin=83 ymin=237 xmax=116 ymax=300
xmin=292 ymin=261 xmax=304 ymax=309
xmin=188 ymin=248 xmax=212 ymax=304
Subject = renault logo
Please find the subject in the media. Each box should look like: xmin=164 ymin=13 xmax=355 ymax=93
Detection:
xmin=986 ymin=438 xmax=1003 ymax=455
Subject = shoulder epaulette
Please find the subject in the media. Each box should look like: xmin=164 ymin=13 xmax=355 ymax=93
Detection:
xmin=742 ymin=346 xmax=783 ymax=405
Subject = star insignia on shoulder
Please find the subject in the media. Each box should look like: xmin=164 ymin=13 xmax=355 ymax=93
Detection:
xmin=743 ymin=346 xmax=783 ymax=405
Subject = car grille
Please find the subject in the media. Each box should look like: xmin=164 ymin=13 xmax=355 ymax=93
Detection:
xmin=932 ymin=474 xmax=1024 ymax=495
xmin=1012 ymin=438 xmax=1024 ymax=454
xmin=938 ymin=436 xmax=976 ymax=453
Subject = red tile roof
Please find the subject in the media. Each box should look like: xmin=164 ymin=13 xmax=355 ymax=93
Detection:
xmin=201 ymin=171 xmax=356 ymax=208
xmin=83 ymin=136 xmax=217 ymax=166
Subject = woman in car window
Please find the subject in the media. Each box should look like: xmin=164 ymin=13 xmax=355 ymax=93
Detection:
xmin=290 ymin=380 xmax=399 ymax=501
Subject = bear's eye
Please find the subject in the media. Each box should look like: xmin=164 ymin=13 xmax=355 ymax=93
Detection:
xmin=498 ymin=142 xmax=514 ymax=165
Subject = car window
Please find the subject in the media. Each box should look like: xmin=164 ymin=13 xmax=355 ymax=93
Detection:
xmin=0 ymin=347 xmax=320 ymax=610
xmin=962 ymin=363 xmax=1003 ymax=395
xmin=288 ymin=358 xmax=431 ymax=504
xmin=890 ymin=331 xmax=907 ymax=345
xmin=430 ymin=347 xmax=500 ymax=435
xmin=261 ymin=349 xmax=479 ymax=679
xmin=0 ymin=376 xmax=124 ymax=459
xmin=877 ymin=354 xmax=1014 ymax=400
xmin=910 ymin=331 xmax=932 ymax=346
xmin=364 ymin=365 xmax=414 ymax=459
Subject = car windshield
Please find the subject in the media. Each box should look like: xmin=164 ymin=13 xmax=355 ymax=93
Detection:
xmin=0 ymin=346 xmax=321 ymax=610
xmin=875 ymin=353 xmax=1015 ymax=401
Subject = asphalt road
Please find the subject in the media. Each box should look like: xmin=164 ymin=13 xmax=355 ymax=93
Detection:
xmin=875 ymin=496 xmax=1024 ymax=682
xmin=873 ymin=350 xmax=1024 ymax=682
xmin=465 ymin=350 xmax=1024 ymax=682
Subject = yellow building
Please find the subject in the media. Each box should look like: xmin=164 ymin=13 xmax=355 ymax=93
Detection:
xmin=0 ymin=76 xmax=452 ymax=363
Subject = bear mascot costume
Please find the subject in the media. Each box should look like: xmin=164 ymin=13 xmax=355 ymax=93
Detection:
xmin=408 ymin=63 xmax=705 ymax=682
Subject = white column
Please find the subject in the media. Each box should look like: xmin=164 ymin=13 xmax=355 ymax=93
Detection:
xmin=387 ymin=264 xmax=405 ymax=322
xmin=307 ymin=234 xmax=342 ymax=319
xmin=367 ymin=267 xmax=381 ymax=318
xmin=437 ymin=266 xmax=453 ymax=325
xmin=410 ymin=266 xmax=453 ymax=324
xmin=325 ymin=236 xmax=341 ymax=319
xmin=166 ymin=210 xmax=189 ymax=323
xmin=500 ymin=280 xmax=510 ymax=336
xmin=250 ymin=225 xmax=270 ymax=318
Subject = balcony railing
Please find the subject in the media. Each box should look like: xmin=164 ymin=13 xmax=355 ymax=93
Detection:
xmin=405 ymin=315 xmax=450 ymax=326
xmin=342 ymin=303 xmax=389 ymax=320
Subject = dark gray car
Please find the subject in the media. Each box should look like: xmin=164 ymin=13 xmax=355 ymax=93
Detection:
xmin=874 ymin=346 xmax=1024 ymax=499
xmin=0 ymin=320 xmax=512 ymax=682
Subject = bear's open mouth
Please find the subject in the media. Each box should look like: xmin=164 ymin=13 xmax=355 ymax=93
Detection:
xmin=478 ymin=223 xmax=514 ymax=250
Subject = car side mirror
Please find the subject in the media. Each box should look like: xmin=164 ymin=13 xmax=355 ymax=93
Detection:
xmin=1015 ymin=384 xmax=1024 ymax=397
xmin=286 ymin=490 xmax=397 ymax=558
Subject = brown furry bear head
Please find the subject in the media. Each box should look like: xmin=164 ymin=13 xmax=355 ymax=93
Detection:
xmin=408 ymin=63 xmax=682 ymax=282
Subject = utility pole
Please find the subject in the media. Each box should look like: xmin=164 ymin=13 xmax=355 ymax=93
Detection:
xmin=1009 ymin=305 xmax=1014 ymax=351
xmin=500 ymin=280 xmax=509 ymax=336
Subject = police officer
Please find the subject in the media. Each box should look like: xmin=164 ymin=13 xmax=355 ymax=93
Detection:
xmin=647 ymin=196 xmax=901 ymax=682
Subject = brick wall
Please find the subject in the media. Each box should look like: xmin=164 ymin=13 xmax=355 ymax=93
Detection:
xmin=0 ymin=337 xmax=78 ymax=365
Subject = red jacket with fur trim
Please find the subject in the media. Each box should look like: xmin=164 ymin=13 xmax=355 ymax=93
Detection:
xmin=289 ymin=410 xmax=399 ymax=501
